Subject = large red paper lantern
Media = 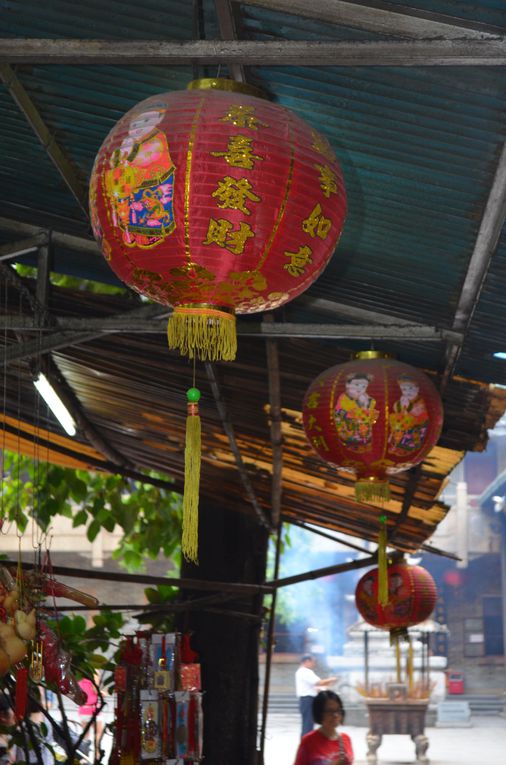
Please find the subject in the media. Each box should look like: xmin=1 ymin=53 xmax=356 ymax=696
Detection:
xmin=302 ymin=351 xmax=443 ymax=503
xmin=90 ymin=78 xmax=347 ymax=361
xmin=355 ymin=562 xmax=437 ymax=640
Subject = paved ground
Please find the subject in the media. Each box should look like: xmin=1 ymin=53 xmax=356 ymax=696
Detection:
xmin=262 ymin=712 xmax=506 ymax=765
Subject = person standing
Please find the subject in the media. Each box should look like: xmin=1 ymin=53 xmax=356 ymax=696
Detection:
xmin=294 ymin=690 xmax=353 ymax=765
xmin=295 ymin=654 xmax=337 ymax=737
xmin=78 ymin=674 xmax=104 ymax=759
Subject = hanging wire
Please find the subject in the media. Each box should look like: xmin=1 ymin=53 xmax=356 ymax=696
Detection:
xmin=1 ymin=277 xmax=9 ymax=531
xmin=31 ymin=309 xmax=45 ymax=550
xmin=15 ymin=286 xmax=24 ymax=542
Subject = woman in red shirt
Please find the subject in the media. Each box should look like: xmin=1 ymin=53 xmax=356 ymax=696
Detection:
xmin=294 ymin=691 xmax=354 ymax=765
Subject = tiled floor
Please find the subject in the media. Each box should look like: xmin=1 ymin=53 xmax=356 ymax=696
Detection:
xmin=262 ymin=713 xmax=506 ymax=765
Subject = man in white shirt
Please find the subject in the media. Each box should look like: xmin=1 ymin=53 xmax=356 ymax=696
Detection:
xmin=295 ymin=653 xmax=337 ymax=737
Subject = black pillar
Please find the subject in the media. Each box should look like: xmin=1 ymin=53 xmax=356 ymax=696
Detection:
xmin=179 ymin=500 xmax=269 ymax=765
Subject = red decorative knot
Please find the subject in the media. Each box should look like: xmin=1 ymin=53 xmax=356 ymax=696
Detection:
xmin=187 ymin=402 xmax=199 ymax=417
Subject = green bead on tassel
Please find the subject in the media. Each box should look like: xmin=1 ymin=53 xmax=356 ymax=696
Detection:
xmin=377 ymin=514 xmax=389 ymax=606
xmin=182 ymin=387 xmax=201 ymax=564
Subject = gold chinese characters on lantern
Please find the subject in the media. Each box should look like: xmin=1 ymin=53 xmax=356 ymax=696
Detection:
xmin=90 ymin=78 xmax=347 ymax=361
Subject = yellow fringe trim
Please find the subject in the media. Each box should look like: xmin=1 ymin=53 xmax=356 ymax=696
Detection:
xmin=167 ymin=307 xmax=237 ymax=361
xmin=377 ymin=518 xmax=389 ymax=606
xmin=355 ymin=478 xmax=390 ymax=505
xmin=181 ymin=412 xmax=201 ymax=564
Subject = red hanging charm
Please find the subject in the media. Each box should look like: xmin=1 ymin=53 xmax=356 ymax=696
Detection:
xmin=180 ymin=632 xmax=198 ymax=664
xmin=15 ymin=665 xmax=29 ymax=721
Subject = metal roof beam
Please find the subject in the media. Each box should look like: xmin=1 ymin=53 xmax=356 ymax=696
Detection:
xmin=214 ymin=0 xmax=247 ymax=83
xmin=0 ymin=65 xmax=89 ymax=218
xmin=0 ymin=318 xmax=463 ymax=365
xmin=1 ymin=38 xmax=506 ymax=66
xmin=238 ymin=1 xmax=505 ymax=40
xmin=0 ymin=233 xmax=48 ymax=262
xmin=0 ymin=260 xmax=135 ymax=470
xmin=441 ymin=141 xmax=506 ymax=389
xmin=298 ymin=295 xmax=425 ymax=326
xmin=0 ymin=217 xmax=98 ymax=255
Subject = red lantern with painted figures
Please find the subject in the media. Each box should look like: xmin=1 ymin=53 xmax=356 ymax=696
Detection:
xmin=90 ymin=78 xmax=347 ymax=362
xmin=302 ymin=351 xmax=443 ymax=503
xmin=355 ymin=562 xmax=438 ymax=640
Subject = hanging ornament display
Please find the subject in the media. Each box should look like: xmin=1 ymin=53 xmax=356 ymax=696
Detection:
xmin=302 ymin=351 xmax=444 ymax=504
xmin=90 ymin=78 xmax=347 ymax=362
xmin=110 ymin=631 xmax=203 ymax=764
xmin=355 ymin=562 xmax=438 ymax=642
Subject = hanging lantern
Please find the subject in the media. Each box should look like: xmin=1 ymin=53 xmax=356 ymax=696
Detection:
xmin=355 ymin=562 xmax=437 ymax=642
xmin=90 ymin=78 xmax=347 ymax=362
xmin=302 ymin=351 xmax=443 ymax=504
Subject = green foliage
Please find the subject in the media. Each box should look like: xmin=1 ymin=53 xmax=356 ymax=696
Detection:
xmin=0 ymin=610 xmax=127 ymax=764
xmin=265 ymin=524 xmax=298 ymax=627
xmin=47 ymin=611 xmax=125 ymax=686
xmin=1 ymin=451 xmax=182 ymax=571
xmin=14 ymin=263 xmax=128 ymax=296
xmin=138 ymin=584 xmax=179 ymax=633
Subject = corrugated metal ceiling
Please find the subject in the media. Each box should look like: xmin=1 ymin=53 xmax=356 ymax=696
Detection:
xmin=1 ymin=0 xmax=506 ymax=546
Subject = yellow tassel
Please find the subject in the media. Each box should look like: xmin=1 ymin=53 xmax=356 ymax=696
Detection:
xmin=377 ymin=514 xmax=389 ymax=606
xmin=167 ymin=306 xmax=237 ymax=361
xmin=355 ymin=476 xmax=390 ymax=504
xmin=395 ymin=639 xmax=401 ymax=683
xmin=181 ymin=390 xmax=201 ymax=564
xmin=407 ymin=639 xmax=414 ymax=694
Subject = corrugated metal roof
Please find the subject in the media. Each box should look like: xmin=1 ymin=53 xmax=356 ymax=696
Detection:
xmin=1 ymin=0 xmax=506 ymax=546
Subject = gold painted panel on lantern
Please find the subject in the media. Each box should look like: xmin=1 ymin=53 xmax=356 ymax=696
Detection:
xmin=311 ymin=130 xmax=337 ymax=163
xmin=284 ymin=245 xmax=313 ymax=278
xmin=210 ymin=135 xmax=264 ymax=170
xmin=131 ymin=263 xmax=213 ymax=303
xmin=302 ymin=204 xmax=332 ymax=240
xmin=211 ymin=175 xmax=261 ymax=215
xmin=130 ymin=264 xmax=269 ymax=306
xmin=314 ymin=163 xmax=339 ymax=198
xmin=219 ymin=105 xmax=269 ymax=130
xmin=103 ymin=125 xmax=177 ymax=249
xmin=203 ymin=218 xmax=254 ymax=256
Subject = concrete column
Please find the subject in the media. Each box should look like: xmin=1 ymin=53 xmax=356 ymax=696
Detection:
xmin=500 ymin=515 xmax=506 ymax=669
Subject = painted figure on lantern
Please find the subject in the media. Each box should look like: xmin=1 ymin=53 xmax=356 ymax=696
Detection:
xmin=105 ymin=106 xmax=175 ymax=248
xmin=334 ymin=373 xmax=379 ymax=452
xmin=388 ymin=375 xmax=429 ymax=457
xmin=357 ymin=570 xmax=414 ymax=623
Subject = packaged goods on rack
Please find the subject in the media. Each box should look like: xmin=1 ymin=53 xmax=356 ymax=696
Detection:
xmin=110 ymin=631 xmax=203 ymax=764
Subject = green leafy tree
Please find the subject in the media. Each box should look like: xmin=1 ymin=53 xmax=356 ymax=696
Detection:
xmin=1 ymin=610 xmax=126 ymax=764
xmin=0 ymin=452 xmax=183 ymax=762
xmin=1 ymin=451 xmax=182 ymax=571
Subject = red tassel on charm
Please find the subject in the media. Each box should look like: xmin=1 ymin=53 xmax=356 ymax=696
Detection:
xmin=15 ymin=666 xmax=29 ymax=721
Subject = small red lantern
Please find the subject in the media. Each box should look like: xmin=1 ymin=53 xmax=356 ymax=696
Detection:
xmin=355 ymin=562 xmax=437 ymax=641
xmin=90 ymin=78 xmax=347 ymax=361
xmin=302 ymin=351 xmax=443 ymax=503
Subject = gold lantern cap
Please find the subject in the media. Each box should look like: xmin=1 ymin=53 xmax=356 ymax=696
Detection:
xmin=353 ymin=350 xmax=395 ymax=361
xmin=187 ymin=77 xmax=267 ymax=100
